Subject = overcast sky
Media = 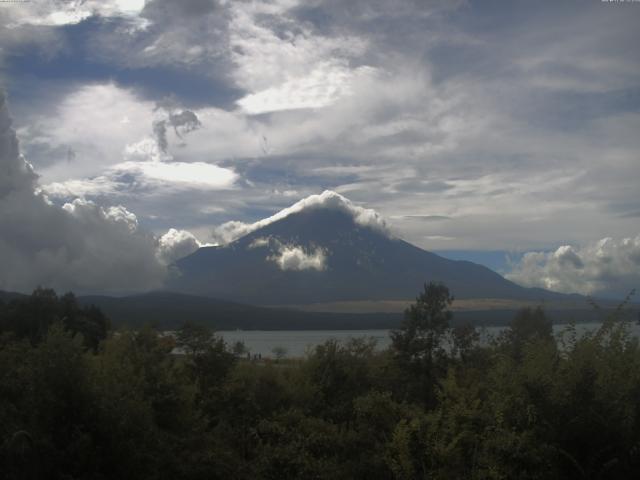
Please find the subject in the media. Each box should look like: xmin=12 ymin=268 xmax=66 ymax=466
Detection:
xmin=1 ymin=0 xmax=639 ymax=297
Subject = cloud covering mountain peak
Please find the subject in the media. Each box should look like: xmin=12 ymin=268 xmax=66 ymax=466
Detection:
xmin=212 ymin=190 xmax=389 ymax=244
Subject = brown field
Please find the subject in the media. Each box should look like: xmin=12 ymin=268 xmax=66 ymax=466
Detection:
xmin=267 ymin=298 xmax=590 ymax=314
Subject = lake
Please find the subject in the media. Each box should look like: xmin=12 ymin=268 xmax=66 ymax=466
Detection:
xmin=218 ymin=322 xmax=640 ymax=358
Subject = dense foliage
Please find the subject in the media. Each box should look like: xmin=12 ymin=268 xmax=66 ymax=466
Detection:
xmin=1 ymin=284 xmax=639 ymax=479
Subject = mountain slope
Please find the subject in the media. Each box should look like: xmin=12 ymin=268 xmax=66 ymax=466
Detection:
xmin=168 ymin=193 xmax=576 ymax=305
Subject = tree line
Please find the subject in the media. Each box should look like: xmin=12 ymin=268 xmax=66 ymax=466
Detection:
xmin=1 ymin=284 xmax=639 ymax=479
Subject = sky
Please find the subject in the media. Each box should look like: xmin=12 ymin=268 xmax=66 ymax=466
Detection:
xmin=0 ymin=0 xmax=639 ymax=298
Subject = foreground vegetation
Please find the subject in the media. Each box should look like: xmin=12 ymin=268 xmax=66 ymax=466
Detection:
xmin=1 ymin=286 xmax=639 ymax=479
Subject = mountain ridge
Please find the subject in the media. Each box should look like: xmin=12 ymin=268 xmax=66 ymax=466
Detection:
xmin=169 ymin=197 xmax=581 ymax=305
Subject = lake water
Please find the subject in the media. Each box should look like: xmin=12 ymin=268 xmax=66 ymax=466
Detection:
xmin=218 ymin=322 xmax=640 ymax=358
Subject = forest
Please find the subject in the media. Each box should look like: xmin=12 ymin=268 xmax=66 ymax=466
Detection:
xmin=1 ymin=285 xmax=639 ymax=479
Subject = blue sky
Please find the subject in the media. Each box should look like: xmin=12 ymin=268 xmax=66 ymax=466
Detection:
xmin=0 ymin=0 xmax=639 ymax=297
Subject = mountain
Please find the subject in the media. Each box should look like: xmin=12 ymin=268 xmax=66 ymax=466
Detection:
xmin=168 ymin=191 xmax=577 ymax=305
xmin=0 ymin=290 xmax=26 ymax=303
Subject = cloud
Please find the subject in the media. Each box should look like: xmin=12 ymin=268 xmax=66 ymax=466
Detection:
xmin=44 ymin=160 xmax=238 ymax=199
xmin=246 ymin=235 xmax=327 ymax=271
xmin=248 ymin=237 xmax=270 ymax=249
xmin=269 ymin=244 xmax=327 ymax=272
xmin=0 ymin=89 xmax=211 ymax=293
xmin=25 ymin=84 xmax=239 ymax=201
xmin=4 ymin=0 xmax=640 ymax=264
xmin=229 ymin=1 xmax=365 ymax=90
xmin=237 ymin=61 xmax=376 ymax=114
xmin=212 ymin=190 xmax=388 ymax=244
xmin=16 ymin=83 xmax=158 ymax=182
xmin=229 ymin=0 xmax=373 ymax=114
xmin=71 ymin=0 xmax=228 ymax=73
xmin=153 ymin=109 xmax=202 ymax=152
xmin=506 ymin=235 xmax=640 ymax=296
xmin=394 ymin=215 xmax=451 ymax=221
xmin=122 ymin=160 xmax=237 ymax=189
xmin=156 ymin=228 xmax=204 ymax=265
xmin=4 ymin=0 xmax=147 ymax=27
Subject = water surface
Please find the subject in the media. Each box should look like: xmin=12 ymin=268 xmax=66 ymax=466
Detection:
xmin=218 ymin=322 xmax=640 ymax=358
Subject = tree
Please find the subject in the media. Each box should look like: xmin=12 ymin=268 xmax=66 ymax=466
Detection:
xmin=0 ymin=289 xmax=109 ymax=350
xmin=450 ymin=322 xmax=480 ymax=363
xmin=232 ymin=340 xmax=249 ymax=357
xmin=60 ymin=293 xmax=110 ymax=351
xmin=391 ymin=282 xmax=453 ymax=364
xmin=271 ymin=346 xmax=287 ymax=362
xmin=305 ymin=337 xmax=378 ymax=422
xmin=0 ymin=287 xmax=58 ymax=344
xmin=390 ymin=282 xmax=453 ymax=405
xmin=501 ymin=306 xmax=553 ymax=360
xmin=175 ymin=320 xmax=214 ymax=357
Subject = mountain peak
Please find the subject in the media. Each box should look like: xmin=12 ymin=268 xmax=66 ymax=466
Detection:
xmin=171 ymin=190 xmax=574 ymax=304
xmin=214 ymin=190 xmax=389 ymax=244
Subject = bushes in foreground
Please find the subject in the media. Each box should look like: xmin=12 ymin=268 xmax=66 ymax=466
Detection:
xmin=1 ymin=285 xmax=640 ymax=479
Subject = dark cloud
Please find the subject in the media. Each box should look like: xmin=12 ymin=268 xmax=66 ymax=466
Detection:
xmin=142 ymin=0 xmax=220 ymax=20
xmin=0 ymin=90 xmax=167 ymax=293
xmin=6 ymin=16 xmax=241 ymax=108
xmin=620 ymin=211 xmax=640 ymax=219
xmin=152 ymin=106 xmax=203 ymax=154
xmin=152 ymin=119 xmax=168 ymax=152
xmin=391 ymin=179 xmax=453 ymax=193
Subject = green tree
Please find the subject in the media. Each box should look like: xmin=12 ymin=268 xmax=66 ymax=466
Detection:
xmin=176 ymin=322 xmax=236 ymax=416
xmin=450 ymin=322 xmax=480 ymax=363
xmin=175 ymin=320 xmax=214 ymax=357
xmin=305 ymin=337 xmax=378 ymax=422
xmin=500 ymin=306 xmax=553 ymax=361
xmin=390 ymin=282 xmax=453 ymax=405
xmin=232 ymin=340 xmax=249 ymax=357
xmin=272 ymin=345 xmax=287 ymax=362
xmin=0 ymin=288 xmax=109 ymax=350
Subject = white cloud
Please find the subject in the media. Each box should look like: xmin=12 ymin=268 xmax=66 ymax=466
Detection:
xmin=212 ymin=190 xmax=388 ymax=244
xmin=43 ymin=158 xmax=238 ymax=199
xmin=5 ymin=0 xmax=147 ymax=27
xmin=506 ymin=235 xmax=640 ymax=296
xmin=126 ymin=161 xmax=237 ymax=189
xmin=17 ymin=83 xmax=157 ymax=183
xmin=63 ymin=200 xmax=140 ymax=233
xmin=123 ymin=137 xmax=169 ymax=163
xmin=248 ymin=237 xmax=270 ymax=249
xmin=237 ymin=61 xmax=376 ymax=114
xmin=230 ymin=1 xmax=371 ymax=114
xmin=269 ymin=244 xmax=327 ymax=271
xmin=246 ymin=234 xmax=327 ymax=271
xmin=156 ymin=228 xmax=203 ymax=265
xmin=23 ymin=84 xmax=239 ymax=200
xmin=40 ymin=175 xmax=122 ymax=199
xmin=0 ymin=89 xmax=211 ymax=294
